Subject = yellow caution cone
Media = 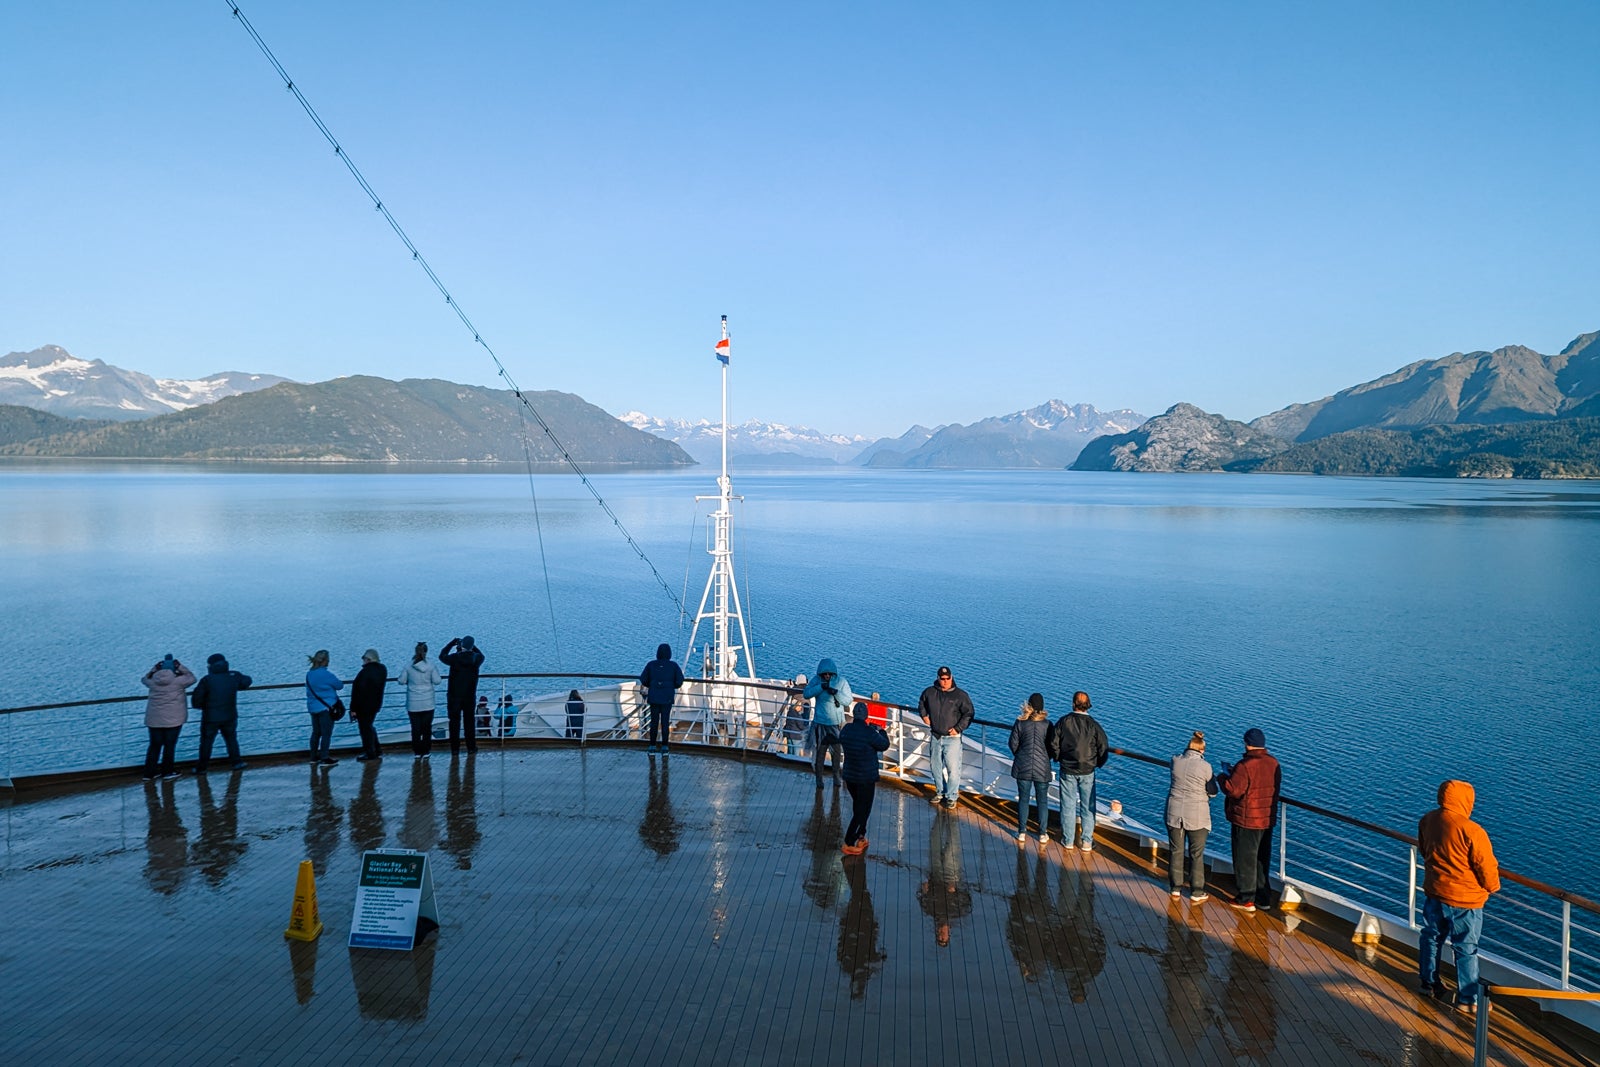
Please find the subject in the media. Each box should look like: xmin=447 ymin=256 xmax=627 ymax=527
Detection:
xmin=284 ymin=859 xmax=324 ymax=941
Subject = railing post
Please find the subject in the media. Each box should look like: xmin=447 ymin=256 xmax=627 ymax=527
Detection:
xmin=896 ymin=716 xmax=905 ymax=780
xmin=1278 ymin=806 xmax=1288 ymax=883
xmin=1407 ymin=846 xmax=1418 ymax=929
xmin=1562 ymin=901 xmax=1572 ymax=990
xmin=1473 ymin=987 xmax=1490 ymax=1067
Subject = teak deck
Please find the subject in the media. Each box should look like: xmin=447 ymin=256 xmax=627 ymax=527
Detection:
xmin=0 ymin=746 xmax=1590 ymax=1065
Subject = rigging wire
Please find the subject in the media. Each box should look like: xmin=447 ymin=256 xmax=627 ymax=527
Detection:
xmin=516 ymin=404 xmax=564 ymax=668
xmin=223 ymin=1 xmax=683 ymax=613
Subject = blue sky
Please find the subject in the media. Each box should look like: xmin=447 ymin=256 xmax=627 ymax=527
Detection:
xmin=4 ymin=1 xmax=1597 ymax=437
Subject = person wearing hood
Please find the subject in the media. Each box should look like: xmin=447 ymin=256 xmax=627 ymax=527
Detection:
xmin=640 ymin=643 xmax=685 ymax=753
xmin=350 ymin=648 xmax=388 ymax=762
xmin=398 ymin=642 xmax=443 ymax=760
xmin=190 ymin=653 xmax=252 ymax=773
xmin=919 ymin=666 xmax=975 ymax=808
xmin=439 ymin=636 xmax=486 ymax=757
xmin=141 ymin=654 xmax=197 ymax=781
xmin=1217 ymin=727 xmax=1281 ymax=912
xmin=1418 ymin=779 xmax=1501 ymax=1010
xmin=803 ymin=658 xmax=855 ymax=788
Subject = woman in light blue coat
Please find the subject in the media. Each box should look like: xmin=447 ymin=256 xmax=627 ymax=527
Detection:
xmin=802 ymin=658 xmax=854 ymax=787
xmin=305 ymin=649 xmax=344 ymax=767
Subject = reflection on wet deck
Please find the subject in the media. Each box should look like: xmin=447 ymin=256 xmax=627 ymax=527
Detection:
xmin=0 ymin=749 xmax=1587 ymax=1065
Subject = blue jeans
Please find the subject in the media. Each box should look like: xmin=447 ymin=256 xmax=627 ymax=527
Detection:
xmin=309 ymin=710 xmax=333 ymax=759
xmin=1016 ymin=779 xmax=1049 ymax=835
xmin=1419 ymin=896 xmax=1484 ymax=1003
xmin=929 ymin=734 xmax=964 ymax=800
xmin=1060 ymin=772 xmax=1096 ymax=846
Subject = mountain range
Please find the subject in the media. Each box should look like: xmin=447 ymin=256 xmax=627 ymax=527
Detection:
xmin=863 ymin=401 xmax=1145 ymax=468
xmin=618 ymin=412 xmax=870 ymax=465
xmin=1 ymin=345 xmax=286 ymax=420
xmin=1 ymin=376 xmax=692 ymax=465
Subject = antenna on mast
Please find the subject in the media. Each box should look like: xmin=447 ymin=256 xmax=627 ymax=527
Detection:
xmin=687 ymin=316 xmax=755 ymax=680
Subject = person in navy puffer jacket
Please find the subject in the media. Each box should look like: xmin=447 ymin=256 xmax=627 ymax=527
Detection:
xmin=191 ymin=653 xmax=252 ymax=773
xmin=839 ymin=701 xmax=889 ymax=854
xmin=639 ymin=643 xmax=685 ymax=753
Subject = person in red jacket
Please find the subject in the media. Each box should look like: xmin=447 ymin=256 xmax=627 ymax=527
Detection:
xmin=1417 ymin=780 xmax=1500 ymax=1010
xmin=1217 ymin=727 xmax=1281 ymax=913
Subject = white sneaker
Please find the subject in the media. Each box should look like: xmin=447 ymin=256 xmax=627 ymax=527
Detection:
xmin=1037 ymin=834 xmax=1049 ymax=844
xmin=1016 ymin=834 xmax=1027 ymax=846
xmin=1080 ymin=843 xmax=1094 ymax=853
xmin=1171 ymin=889 xmax=1183 ymax=899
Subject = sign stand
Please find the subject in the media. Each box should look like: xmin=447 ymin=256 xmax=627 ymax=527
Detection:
xmin=348 ymin=849 xmax=439 ymax=950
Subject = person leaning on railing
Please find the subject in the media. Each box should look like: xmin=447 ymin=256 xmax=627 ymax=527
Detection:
xmin=1417 ymin=779 xmax=1501 ymax=1013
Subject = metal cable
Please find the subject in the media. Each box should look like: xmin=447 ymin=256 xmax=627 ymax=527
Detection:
xmin=223 ymin=1 xmax=682 ymax=612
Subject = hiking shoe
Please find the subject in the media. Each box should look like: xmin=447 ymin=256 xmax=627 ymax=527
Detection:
xmin=162 ymin=771 xmax=181 ymax=780
xmin=1190 ymin=892 xmax=1210 ymax=904
xmin=1230 ymin=898 xmax=1256 ymax=913
xmin=230 ymin=761 xmax=248 ymax=770
xmin=319 ymin=758 xmax=339 ymax=767
xmin=1017 ymin=834 xmax=1028 ymax=847
xmin=1454 ymin=999 xmax=1476 ymax=1015
xmin=141 ymin=774 xmax=157 ymax=782
xmin=942 ymin=797 xmax=957 ymax=809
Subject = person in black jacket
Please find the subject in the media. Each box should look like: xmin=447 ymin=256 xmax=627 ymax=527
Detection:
xmin=1047 ymin=690 xmax=1108 ymax=852
xmin=639 ymin=643 xmax=685 ymax=754
xmin=191 ymin=653 xmax=252 ymax=773
xmin=439 ymin=636 xmax=485 ymax=756
xmin=839 ymin=702 xmax=890 ymax=855
xmin=350 ymin=648 xmax=389 ymax=761
xmin=918 ymin=666 xmax=975 ymax=808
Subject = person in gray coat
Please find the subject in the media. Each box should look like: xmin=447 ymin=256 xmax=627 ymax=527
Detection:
xmin=1008 ymin=693 xmax=1053 ymax=845
xmin=141 ymin=654 xmax=197 ymax=781
xmin=1165 ymin=730 xmax=1218 ymax=902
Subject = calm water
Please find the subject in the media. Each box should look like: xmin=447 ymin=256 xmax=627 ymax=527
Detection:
xmin=4 ymin=463 xmax=1599 ymax=897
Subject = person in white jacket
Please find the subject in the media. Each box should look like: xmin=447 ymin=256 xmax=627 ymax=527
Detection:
xmin=397 ymin=642 xmax=442 ymax=760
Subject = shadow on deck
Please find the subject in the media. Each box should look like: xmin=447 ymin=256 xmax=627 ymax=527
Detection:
xmin=0 ymin=746 xmax=1591 ymax=1065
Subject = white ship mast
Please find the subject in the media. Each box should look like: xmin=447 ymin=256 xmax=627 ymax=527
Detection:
xmin=687 ymin=316 xmax=756 ymax=680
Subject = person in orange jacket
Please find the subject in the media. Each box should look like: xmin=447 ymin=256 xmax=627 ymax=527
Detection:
xmin=1417 ymin=780 xmax=1500 ymax=1010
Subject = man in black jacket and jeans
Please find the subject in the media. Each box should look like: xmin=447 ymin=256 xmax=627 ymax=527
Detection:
xmin=1048 ymin=691 xmax=1108 ymax=851
xmin=440 ymin=636 xmax=485 ymax=756
xmin=191 ymin=653 xmax=252 ymax=773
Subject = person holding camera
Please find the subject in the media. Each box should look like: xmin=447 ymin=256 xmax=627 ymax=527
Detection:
xmin=839 ymin=700 xmax=890 ymax=854
xmin=439 ymin=635 xmax=485 ymax=757
xmin=803 ymin=657 xmax=855 ymax=788
xmin=141 ymin=654 xmax=196 ymax=781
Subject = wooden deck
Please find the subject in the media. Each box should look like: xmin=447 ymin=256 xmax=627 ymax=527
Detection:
xmin=1 ymin=746 xmax=1591 ymax=1065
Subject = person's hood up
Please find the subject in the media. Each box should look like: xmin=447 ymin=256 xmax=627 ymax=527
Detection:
xmin=815 ymin=657 xmax=839 ymax=678
xmin=657 ymin=643 xmax=672 ymax=661
xmin=1438 ymin=779 xmax=1475 ymax=818
xmin=207 ymin=654 xmax=229 ymax=674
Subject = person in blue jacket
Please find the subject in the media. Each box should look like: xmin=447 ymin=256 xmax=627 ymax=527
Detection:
xmin=803 ymin=657 xmax=855 ymax=788
xmin=839 ymin=701 xmax=890 ymax=855
xmin=304 ymin=649 xmax=344 ymax=767
xmin=191 ymin=653 xmax=252 ymax=773
xmin=640 ymin=643 xmax=685 ymax=753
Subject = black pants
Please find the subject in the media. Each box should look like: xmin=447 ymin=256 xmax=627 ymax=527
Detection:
xmin=1231 ymin=824 xmax=1274 ymax=903
xmin=447 ymin=692 xmax=477 ymax=753
xmin=143 ymin=726 xmax=181 ymax=777
xmin=196 ymin=720 xmax=241 ymax=770
xmin=356 ymin=712 xmax=380 ymax=758
xmin=648 ymin=704 xmax=671 ymax=746
xmin=844 ymin=779 xmax=877 ymax=845
xmin=409 ymin=711 xmax=434 ymax=756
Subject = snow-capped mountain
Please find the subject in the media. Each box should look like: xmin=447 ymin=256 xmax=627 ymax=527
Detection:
xmin=618 ymin=412 xmax=871 ymax=465
xmin=864 ymin=400 xmax=1147 ymax=468
xmin=0 ymin=345 xmax=288 ymax=421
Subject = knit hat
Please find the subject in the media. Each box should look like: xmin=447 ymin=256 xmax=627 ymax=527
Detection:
xmin=1027 ymin=693 xmax=1045 ymax=712
xmin=207 ymin=653 xmax=227 ymax=667
xmin=461 ymin=636 xmax=475 ymax=650
xmin=1187 ymin=730 xmax=1205 ymax=752
xmin=1244 ymin=727 xmax=1266 ymax=748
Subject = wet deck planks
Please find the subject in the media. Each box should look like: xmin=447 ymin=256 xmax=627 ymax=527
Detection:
xmin=0 ymin=746 xmax=1587 ymax=1065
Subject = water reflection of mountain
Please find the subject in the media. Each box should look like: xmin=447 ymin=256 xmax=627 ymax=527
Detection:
xmin=191 ymin=770 xmax=247 ymax=888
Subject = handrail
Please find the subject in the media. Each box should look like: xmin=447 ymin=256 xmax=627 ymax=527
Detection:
xmin=6 ymin=685 xmax=1600 ymax=921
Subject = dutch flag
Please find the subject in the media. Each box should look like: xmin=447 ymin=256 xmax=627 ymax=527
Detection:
xmin=714 ymin=336 xmax=730 ymax=365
